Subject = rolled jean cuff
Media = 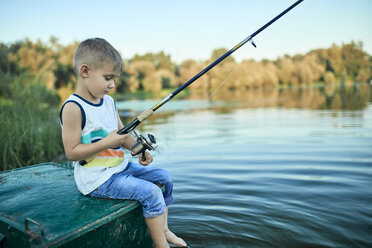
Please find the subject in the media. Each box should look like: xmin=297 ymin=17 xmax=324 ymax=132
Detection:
xmin=143 ymin=203 xmax=166 ymax=218
xmin=164 ymin=195 xmax=174 ymax=206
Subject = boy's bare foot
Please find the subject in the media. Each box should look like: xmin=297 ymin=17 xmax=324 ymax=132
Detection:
xmin=165 ymin=229 xmax=187 ymax=247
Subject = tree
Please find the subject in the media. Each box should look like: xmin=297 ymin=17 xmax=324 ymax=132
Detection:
xmin=178 ymin=59 xmax=209 ymax=91
xmin=128 ymin=60 xmax=157 ymax=92
xmin=342 ymin=41 xmax=369 ymax=79
xmin=54 ymin=42 xmax=77 ymax=88
xmin=8 ymin=39 xmax=57 ymax=88
xmin=356 ymin=68 xmax=371 ymax=82
xmin=210 ymin=48 xmax=235 ymax=63
xmin=328 ymin=44 xmax=344 ymax=75
xmin=131 ymin=51 xmax=175 ymax=72
xmin=262 ymin=62 xmax=279 ymax=88
xmin=155 ymin=68 xmax=177 ymax=89
xmin=277 ymin=57 xmax=298 ymax=86
xmin=324 ymin=71 xmax=336 ymax=84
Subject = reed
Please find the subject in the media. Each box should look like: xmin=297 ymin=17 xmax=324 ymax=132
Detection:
xmin=0 ymin=73 xmax=63 ymax=171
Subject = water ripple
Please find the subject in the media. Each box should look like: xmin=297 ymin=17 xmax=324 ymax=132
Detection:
xmin=122 ymin=94 xmax=372 ymax=247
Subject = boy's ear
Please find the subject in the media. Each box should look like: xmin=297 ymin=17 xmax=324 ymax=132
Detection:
xmin=80 ymin=64 xmax=89 ymax=78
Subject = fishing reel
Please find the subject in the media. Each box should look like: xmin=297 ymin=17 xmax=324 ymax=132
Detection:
xmin=131 ymin=130 xmax=156 ymax=161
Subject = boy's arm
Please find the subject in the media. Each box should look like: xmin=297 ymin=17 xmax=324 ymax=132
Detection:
xmin=61 ymin=102 xmax=128 ymax=161
xmin=116 ymin=111 xmax=153 ymax=165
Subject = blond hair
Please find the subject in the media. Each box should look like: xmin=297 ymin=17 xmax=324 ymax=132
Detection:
xmin=73 ymin=38 xmax=123 ymax=76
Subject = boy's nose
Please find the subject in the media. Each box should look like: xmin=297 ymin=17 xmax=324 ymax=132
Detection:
xmin=108 ymin=80 xmax=115 ymax=88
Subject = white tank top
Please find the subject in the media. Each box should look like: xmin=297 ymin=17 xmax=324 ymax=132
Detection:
xmin=60 ymin=94 xmax=128 ymax=195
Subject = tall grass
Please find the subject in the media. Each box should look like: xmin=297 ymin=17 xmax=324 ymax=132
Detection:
xmin=0 ymin=73 xmax=63 ymax=171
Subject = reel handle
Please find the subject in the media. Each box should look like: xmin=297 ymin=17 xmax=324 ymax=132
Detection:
xmin=141 ymin=151 xmax=147 ymax=162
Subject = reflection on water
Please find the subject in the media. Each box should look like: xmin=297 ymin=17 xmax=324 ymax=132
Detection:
xmin=117 ymin=83 xmax=372 ymax=248
xmin=188 ymin=83 xmax=372 ymax=111
xmin=117 ymin=84 xmax=372 ymax=121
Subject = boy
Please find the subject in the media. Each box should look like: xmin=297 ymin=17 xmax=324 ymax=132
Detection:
xmin=60 ymin=38 xmax=187 ymax=248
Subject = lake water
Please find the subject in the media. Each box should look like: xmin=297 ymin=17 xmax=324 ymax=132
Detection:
xmin=117 ymin=84 xmax=372 ymax=248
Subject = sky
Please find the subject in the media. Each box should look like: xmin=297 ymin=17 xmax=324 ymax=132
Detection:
xmin=0 ymin=0 xmax=371 ymax=63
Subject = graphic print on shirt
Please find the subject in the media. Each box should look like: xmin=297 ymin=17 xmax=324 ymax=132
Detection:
xmin=81 ymin=129 xmax=124 ymax=168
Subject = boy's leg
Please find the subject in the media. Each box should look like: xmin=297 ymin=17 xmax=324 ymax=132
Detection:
xmin=88 ymin=171 xmax=171 ymax=247
xmin=127 ymin=162 xmax=187 ymax=246
xmin=89 ymin=171 xmax=166 ymax=218
xmin=163 ymin=206 xmax=187 ymax=247
xmin=127 ymin=162 xmax=174 ymax=206
xmin=146 ymin=214 xmax=169 ymax=248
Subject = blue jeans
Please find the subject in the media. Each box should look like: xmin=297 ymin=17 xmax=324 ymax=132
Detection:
xmin=88 ymin=162 xmax=174 ymax=218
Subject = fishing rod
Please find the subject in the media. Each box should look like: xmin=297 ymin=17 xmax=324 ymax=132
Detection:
xmin=118 ymin=0 xmax=304 ymax=160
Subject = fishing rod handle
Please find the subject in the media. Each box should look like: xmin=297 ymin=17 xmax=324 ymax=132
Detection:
xmin=117 ymin=118 xmax=140 ymax=134
xmin=117 ymin=109 xmax=154 ymax=135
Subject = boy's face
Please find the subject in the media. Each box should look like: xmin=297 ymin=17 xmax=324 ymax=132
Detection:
xmin=83 ymin=63 xmax=119 ymax=99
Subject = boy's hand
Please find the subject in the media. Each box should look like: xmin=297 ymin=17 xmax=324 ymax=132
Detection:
xmin=139 ymin=151 xmax=153 ymax=166
xmin=105 ymin=130 xmax=129 ymax=148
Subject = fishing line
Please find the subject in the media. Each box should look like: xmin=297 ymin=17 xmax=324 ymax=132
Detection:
xmin=185 ymin=62 xmax=243 ymax=114
xmin=207 ymin=62 xmax=243 ymax=101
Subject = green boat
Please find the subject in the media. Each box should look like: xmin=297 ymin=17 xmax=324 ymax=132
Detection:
xmin=0 ymin=163 xmax=153 ymax=248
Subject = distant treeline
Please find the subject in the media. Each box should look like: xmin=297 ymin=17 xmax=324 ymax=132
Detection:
xmin=0 ymin=37 xmax=371 ymax=100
